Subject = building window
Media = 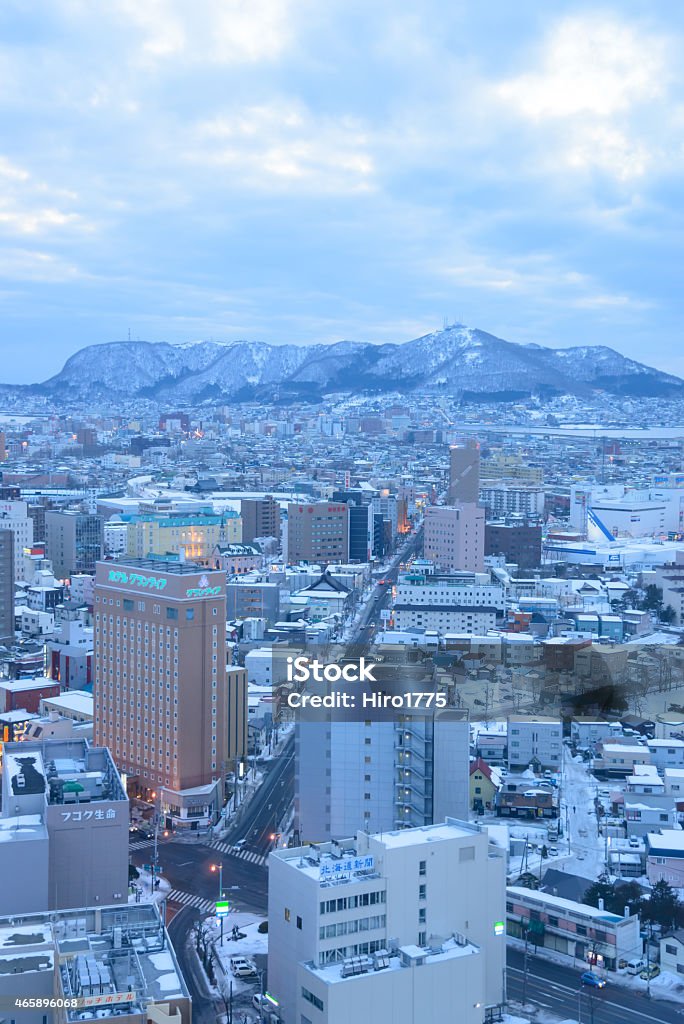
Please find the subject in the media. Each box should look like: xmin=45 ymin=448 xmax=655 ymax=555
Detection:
xmin=284 ymin=908 xmax=290 ymax=922
xmin=186 ymin=608 xmax=195 ymax=621
xmin=419 ymin=860 xmax=426 ymax=876
xmin=297 ymin=916 xmax=303 ymax=930
xmin=167 ymin=608 xmax=178 ymax=620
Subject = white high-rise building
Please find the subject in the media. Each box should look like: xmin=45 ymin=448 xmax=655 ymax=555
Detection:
xmin=268 ymin=818 xmax=507 ymax=1024
xmin=296 ymin=712 xmax=470 ymax=842
xmin=393 ymin=571 xmax=504 ymax=633
xmin=0 ymin=498 xmax=33 ymax=581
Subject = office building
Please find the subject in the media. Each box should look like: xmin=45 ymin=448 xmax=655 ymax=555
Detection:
xmin=241 ymin=494 xmax=281 ymax=543
xmin=0 ymin=497 xmax=33 ymax=581
xmin=348 ymin=502 xmax=373 ymax=562
xmin=226 ymin=577 xmax=281 ymax=623
xmin=449 ymin=441 xmax=480 ymax=503
xmin=46 ymin=510 xmax=103 ymax=579
xmin=0 ymin=737 xmax=128 ymax=914
xmin=0 ymin=902 xmax=190 ymax=1024
xmin=485 ymin=520 xmax=542 ymax=570
xmin=507 ymin=716 xmax=563 ymax=770
xmin=93 ymin=558 xmax=228 ymax=827
xmin=423 ymin=504 xmax=484 ymax=572
xmin=268 ymin=818 xmax=506 ymax=1024
xmin=393 ymin=570 xmax=504 ymax=633
xmin=46 ymin=606 xmax=94 ymax=689
xmin=287 ymin=502 xmax=349 ymax=565
xmin=296 ymin=711 xmax=470 ymax=841
xmin=0 ymin=529 xmax=13 ymax=645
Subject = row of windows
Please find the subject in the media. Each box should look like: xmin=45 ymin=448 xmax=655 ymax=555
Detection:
xmin=319 ymin=916 xmax=386 ymax=939
xmin=319 ymin=891 xmax=386 ymax=914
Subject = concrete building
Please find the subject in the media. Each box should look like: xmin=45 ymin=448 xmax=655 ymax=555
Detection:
xmin=507 ymin=716 xmax=563 ymax=770
xmin=423 ymin=504 xmax=484 ymax=573
xmin=646 ymin=738 xmax=684 ymax=770
xmin=0 ymin=902 xmax=190 ymax=1024
xmin=226 ymin=665 xmax=249 ymax=765
xmin=241 ymin=494 xmax=281 ymax=544
xmin=296 ymin=711 xmax=470 ymax=841
xmin=93 ymin=558 xmax=228 ymax=826
xmin=0 ymin=737 xmax=128 ymax=914
xmin=485 ymin=520 xmax=542 ymax=570
xmin=646 ymin=831 xmax=684 ymax=886
xmin=0 ymin=675 xmax=61 ymax=714
xmin=226 ymin=576 xmax=281 ymax=623
xmin=46 ymin=606 xmax=93 ymax=689
xmin=0 ymin=528 xmax=14 ymax=645
xmin=287 ymin=502 xmax=349 ymax=566
xmin=449 ymin=441 xmax=480 ymax=504
xmin=392 ymin=571 xmax=504 ymax=633
xmin=46 ymin=510 xmax=103 ymax=580
xmin=479 ymin=485 xmax=545 ymax=519
xmin=212 ymin=541 xmax=263 ymax=574
xmin=39 ymin=690 xmax=93 ymax=724
xmin=506 ymin=886 xmax=640 ymax=972
xmin=268 ymin=818 xmax=506 ymax=1024
xmin=654 ymin=554 xmax=684 ymax=625
xmin=0 ymin=497 xmax=34 ymax=581
xmin=348 ymin=502 xmax=373 ymax=562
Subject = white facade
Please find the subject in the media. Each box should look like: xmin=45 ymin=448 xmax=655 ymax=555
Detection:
xmin=268 ymin=819 xmax=506 ymax=1024
xmin=570 ymin=719 xmax=619 ymax=748
xmin=647 ymin=739 xmax=684 ymax=770
xmin=507 ymin=717 xmax=562 ymax=770
xmin=393 ymin=572 xmax=504 ymax=634
xmin=296 ymin=713 xmax=470 ymax=841
xmin=0 ymin=499 xmax=34 ymax=581
xmin=479 ymin=485 xmax=545 ymax=518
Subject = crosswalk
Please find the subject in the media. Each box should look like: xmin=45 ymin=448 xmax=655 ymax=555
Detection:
xmin=129 ymin=839 xmax=155 ymax=851
xmin=209 ymin=840 xmax=268 ymax=867
xmin=166 ymin=889 xmax=231 ymax=914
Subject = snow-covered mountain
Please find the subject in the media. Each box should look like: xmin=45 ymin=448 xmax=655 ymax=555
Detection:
xmin=7 ymin=325 xmax=683 ymax=404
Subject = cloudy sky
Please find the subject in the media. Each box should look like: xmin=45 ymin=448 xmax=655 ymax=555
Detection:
xmin=1 ymin=1 xmax=683 ymax=382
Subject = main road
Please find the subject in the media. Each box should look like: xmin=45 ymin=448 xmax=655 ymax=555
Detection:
xmin=507 ymin=947 xmax=684 ymax=1024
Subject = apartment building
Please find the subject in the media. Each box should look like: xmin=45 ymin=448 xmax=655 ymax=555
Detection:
xmin=268 ymin=818 xmax=506 ymax=1024
xmin=296 ymin=711 xmax=470 ymax=841
xmin=423 ymin=504 xmax=484 ymax=573
xmin=0 ymin=497 xmax=34 ymax=580
xmin=0 ymin=529 xmax=13 ymax=644
xmin=241 ymin=494 xmax=281 ymax=543
xmin=507 ymin=716 xmax=563 ymax=770
xmin=479 ymin=485 xmax=545 ymax=519
xmin=93 ymin=558 xmax=228 ymax=826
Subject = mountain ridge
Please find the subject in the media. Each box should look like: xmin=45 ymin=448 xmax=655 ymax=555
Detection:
xmin=3 ymin=325 xmax=682 ymax=405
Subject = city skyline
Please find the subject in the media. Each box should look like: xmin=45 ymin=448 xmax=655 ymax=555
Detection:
xmin=1 ymin=2 xmax=684 ymax=381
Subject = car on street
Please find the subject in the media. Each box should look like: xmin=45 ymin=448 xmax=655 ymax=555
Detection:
xmin=233 ymin=839 xmax=247 ymax=848
xmin=548 ymin=846 xmax=558 ymax=856
xmin=640 ymin=965 xmax=660 ymax=980
xmin=581 ymin=971 xmax=606 ymax=988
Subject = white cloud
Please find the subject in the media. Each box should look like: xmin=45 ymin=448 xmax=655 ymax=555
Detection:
xmin=192 ymin=103 xmax=375 ymax=192
xmin=112 ymin=0 xmax=297 ymax=66
xmin=497 ymin=15 xmax=666 ymax=120
xmin=0 ymin=154 xmax=91 ymax=237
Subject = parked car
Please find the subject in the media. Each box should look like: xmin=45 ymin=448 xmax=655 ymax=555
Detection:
xmin=231 ymin=956 xmax=257 ymax=978
xmin=640 ymin=965 xmax=660 ymax=980
xmin=626 ymin=958 xmax=646 ymax=975
xmin=253 ymin=994 xmax=271 ymax=1011
xmin=628 ymin=836 xmax=640 ymax=848
xmin=581 ymin=971 xmax=606 ymax=988
xmin=548 ymin=846 xmax=558 ymax=856
xmin=579 ymin=827 xmax=588 ymax=837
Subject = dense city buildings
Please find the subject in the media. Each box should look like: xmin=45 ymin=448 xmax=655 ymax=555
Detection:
xmin=0 ymin=497 xmax=33 ymax=580
xmin=93 ymin=558 xmax=229 ymax=827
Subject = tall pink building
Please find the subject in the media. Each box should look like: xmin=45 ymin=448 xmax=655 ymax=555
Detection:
xmin=423 ymin=503 xmax=484 ymax=572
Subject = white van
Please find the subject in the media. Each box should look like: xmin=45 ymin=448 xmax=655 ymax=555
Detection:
xmin=626 ymin=958 xmax=646 ymax=975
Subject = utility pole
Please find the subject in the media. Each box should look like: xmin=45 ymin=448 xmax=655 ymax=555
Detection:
xmin=211 ymin=861 xmax=224 ymax=944
xmin=522 ymin=924 xmax=529 ymax=1006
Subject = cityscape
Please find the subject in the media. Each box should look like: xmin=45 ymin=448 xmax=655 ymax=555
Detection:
xmin=3 ymin=4 xmax=684 ymax=1024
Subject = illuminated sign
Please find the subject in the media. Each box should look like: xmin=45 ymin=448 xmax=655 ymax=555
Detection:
xmin=186 ymin=586 xmax=222 ymax=598
xmin=108 ymin=569 xmax=167 ymax=590
xmin=216 ymin=900 xmax=231 ymax=916
xmin=494 ymin=921 xmax=505 ymax=936
xmin=80 ymin=993 xmax=135 ymax=1008
xmin=319 ymin=855 xmax=374 ymax=881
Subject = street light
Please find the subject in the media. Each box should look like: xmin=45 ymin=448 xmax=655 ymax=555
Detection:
xmin=211 ymin=862 xmax=224 ymax=944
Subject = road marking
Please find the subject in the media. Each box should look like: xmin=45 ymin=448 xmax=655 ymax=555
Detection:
xmin=208 ymin=840 xmax=268 ymax=866
xmin=166 ymin=890 xmax=219 ymax=914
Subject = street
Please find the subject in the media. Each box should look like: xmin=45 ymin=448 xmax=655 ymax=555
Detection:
xmin=507 ymin=947 xmax=684 ymax=1024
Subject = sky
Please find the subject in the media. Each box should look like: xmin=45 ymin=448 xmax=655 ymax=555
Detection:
xmin=1 ymin=1 xmax=683 ymax=383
